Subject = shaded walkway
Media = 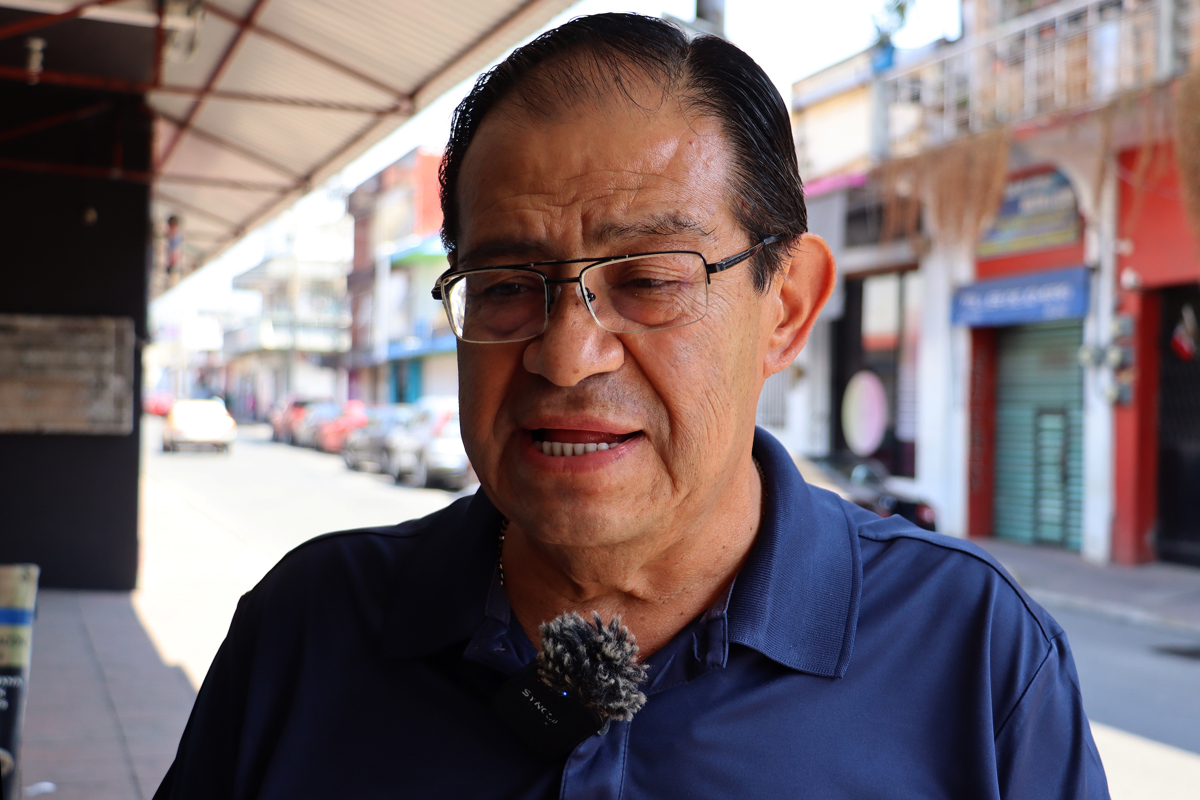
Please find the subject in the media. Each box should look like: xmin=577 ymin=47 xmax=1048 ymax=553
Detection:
xmin=22 ymin=590 xmax=194 ymax=800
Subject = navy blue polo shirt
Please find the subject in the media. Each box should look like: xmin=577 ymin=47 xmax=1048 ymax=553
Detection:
xmin=155 ymin=429 xmax=1108 ymax=799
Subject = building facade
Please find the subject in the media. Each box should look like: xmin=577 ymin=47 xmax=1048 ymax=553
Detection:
xmin=222 ymin=204 xmax=353 ymax=419
xmin=346 ymin=147 xmax=457 ymax=406
xmin=790 ymin=0 xmax=1200 ymax=567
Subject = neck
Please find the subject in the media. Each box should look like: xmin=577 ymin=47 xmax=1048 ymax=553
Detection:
xmin=502 ymin=455 xmax=764 ymax=658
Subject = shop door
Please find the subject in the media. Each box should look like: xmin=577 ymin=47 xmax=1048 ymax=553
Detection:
xmin=1158 ymin=285 xmax=1200 ymax=566
xmin=993 ymin=320 xmax=1085 ymax=549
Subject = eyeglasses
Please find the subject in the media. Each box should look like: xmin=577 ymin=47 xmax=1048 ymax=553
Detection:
xmin=432 ymin=235 xmax=782 ymax=344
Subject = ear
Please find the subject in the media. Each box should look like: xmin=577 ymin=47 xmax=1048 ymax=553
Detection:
xmin=763 ymin=233 xmax=836 ymax=377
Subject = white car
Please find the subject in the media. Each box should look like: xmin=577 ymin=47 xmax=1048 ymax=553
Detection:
xmin=162 ymin=399 xmax=237 ymax=453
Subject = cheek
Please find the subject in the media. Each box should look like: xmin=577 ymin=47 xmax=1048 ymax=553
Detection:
xmin=631 ymin=311 xmax=760 ymax=445
xmin=457 ymin=345 xmax=522 ymax=453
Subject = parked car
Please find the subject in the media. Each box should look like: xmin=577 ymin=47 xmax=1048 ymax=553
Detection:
xmin=342 ymin=404 xmax=414 ymax=472
xmin=382 ymin=397 xmax=472 ymax=489
xmin=291 ymin=401 xmax=341 ymax=448
xmin=316 ymin=400 xmax=369 ymax=453
xmin=805 ymin=455 xmax=936 ymax=531
xmin=162 ymin=399 xmax=237 ymax=453
xmin=143 ymin=391 xmax=175 ymax=416
xmin=270 ymin=398 xmax=319 ymax=444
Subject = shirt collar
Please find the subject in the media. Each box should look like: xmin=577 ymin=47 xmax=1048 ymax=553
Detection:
xmin=728 ymin=428 xmax=862 ymax=678
xmin=380 ymin=489 xmax=500 ymax=660
xmin=381 ymin=428 xmax=862 ymax=680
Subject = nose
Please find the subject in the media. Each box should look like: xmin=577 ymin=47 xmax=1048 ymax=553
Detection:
xmin=522 ymin=283 xmax=623 ymax=386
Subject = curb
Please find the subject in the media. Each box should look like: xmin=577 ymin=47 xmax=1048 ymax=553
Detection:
xmin=1028 ymin=588 xmax=1200 ymax=636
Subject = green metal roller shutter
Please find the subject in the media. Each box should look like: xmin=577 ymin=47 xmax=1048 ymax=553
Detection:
xmin=993 ymin=320 xmax=1085 ymax=550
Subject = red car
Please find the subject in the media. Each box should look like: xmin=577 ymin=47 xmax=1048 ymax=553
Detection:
xmin=316 ymin=400 xmax=369 ymax=453
xmin=270 ymin=398 xmax=318 ymax=444
xmin=144 ymin=391 xmax=175 ymax=416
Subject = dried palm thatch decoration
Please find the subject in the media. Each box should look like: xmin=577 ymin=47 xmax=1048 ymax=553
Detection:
xmin=1173 ymin=70 xmax=1200 ymax=246
xmin=878 ymin=128 xmax=1010 ymax=247
xmin=1118 ymin=86 xmax=1174 ymax=232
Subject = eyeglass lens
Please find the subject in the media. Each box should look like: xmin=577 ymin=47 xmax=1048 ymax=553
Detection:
xmin=444 ymin=253 xmax=710 ymax=343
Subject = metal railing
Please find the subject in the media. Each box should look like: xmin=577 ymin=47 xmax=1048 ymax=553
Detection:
xmin=882 ymin=0 xmax=1196 ymax=155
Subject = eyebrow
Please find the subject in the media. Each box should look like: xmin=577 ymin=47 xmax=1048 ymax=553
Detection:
xmin=591 ymin=213 xmax=715 ymax=245
xmin=455 ymin=213 xmax=716 ymax=269
xmin=456 ymin=240 xmax=551 ymax=268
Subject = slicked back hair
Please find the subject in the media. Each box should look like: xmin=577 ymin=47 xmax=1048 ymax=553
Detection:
xmin=438 ymin=13 xmax=807 ymax=292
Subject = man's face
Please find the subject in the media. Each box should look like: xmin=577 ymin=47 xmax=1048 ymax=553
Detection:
xmin=453 ymin=92 xmax=788 ymax=549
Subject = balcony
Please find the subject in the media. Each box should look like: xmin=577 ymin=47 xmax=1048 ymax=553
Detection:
xmin=223 ymin=312 xmax=351 ymax=357
xmin=882 ymin=0 xmax=1198 ymax=155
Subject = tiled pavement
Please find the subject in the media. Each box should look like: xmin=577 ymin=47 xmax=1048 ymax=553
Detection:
xmin=20 ymin=591 xmax=194 ymax=800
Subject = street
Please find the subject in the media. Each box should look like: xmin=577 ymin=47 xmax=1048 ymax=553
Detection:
xmin=137 ymin=416 xmax=456 ymax=688
xmin=132 ymin=417 xmax=1200 ymax=797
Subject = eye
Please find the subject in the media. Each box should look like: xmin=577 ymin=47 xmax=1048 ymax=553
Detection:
xmin=484 ymin=281 xmax=531 ymax=297
xmin=605 ymin=258 xmax=690 ymax=292
xmin=464 ymin=271 xmax=542 ymax=299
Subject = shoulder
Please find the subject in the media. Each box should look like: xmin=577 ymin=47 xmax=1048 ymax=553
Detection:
xmin=811 ymin=485 xmax=1062 ymax=645
xmin=269 ymin=495 xmax=473 ymax=580
xmin=234 ymin=495 xmax=483 ymax=633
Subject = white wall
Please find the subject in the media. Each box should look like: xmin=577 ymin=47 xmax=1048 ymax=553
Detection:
xmin=292 ymin=355 xmax=337 ymax=401
xmin=797 ymin=87 xmax=873 ymax=179
xmin=787 ymin=319 xmax=833 ymax=457
xmin=422 ymin=353 xmax=459 ymax=398
xmin=915 ymin=241 xmax=974 ymax=538
xmin=780 ymin=189 xmax=848 ymax=458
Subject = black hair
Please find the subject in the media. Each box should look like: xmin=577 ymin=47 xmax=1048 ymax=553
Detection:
xmin=438 ymin=13 xmax=806 ymax=291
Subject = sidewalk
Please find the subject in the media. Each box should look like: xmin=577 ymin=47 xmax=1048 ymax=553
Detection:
xmin=974 ymin=538 xmax=1200 ymax=633
xmin=20 ymin=590 xmax=195 ymax=800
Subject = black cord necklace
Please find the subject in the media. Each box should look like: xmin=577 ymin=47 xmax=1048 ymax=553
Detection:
xmin=497 ymin=517 xmax=509 ymax=587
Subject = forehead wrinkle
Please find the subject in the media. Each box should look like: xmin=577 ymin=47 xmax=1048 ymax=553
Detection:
xmin=589 ymin=213 xmax=715 ymax=246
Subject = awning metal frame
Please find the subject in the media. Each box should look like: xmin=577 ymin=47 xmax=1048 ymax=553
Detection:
xmin=0 ymin=0 xmax=577 ymax=283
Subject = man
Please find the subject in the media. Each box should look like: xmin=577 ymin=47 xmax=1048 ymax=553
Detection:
xmin=156 ymin=14 xmax=1107 ymax=799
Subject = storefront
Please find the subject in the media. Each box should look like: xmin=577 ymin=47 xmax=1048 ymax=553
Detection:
xmin=959 ymin=267 xmax=1090 ymax=549
xmin=832 ymin=269 xmax=922 ymax=478
xmin=957 ymin=169 xmax=1090 ymax=550
xmin=1157 ymin=285 xmax=1200 ymax=565
xmin=1115 ymin=143 xmax=1200 ymax=566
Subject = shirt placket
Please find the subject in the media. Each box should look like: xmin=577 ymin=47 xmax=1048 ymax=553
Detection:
xmin=464 ymin=569 xmax=734 ymax=800
xmin=554 ymin=585 xmax=734 ymax=800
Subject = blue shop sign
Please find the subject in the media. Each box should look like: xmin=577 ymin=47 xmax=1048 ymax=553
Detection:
xmin=386 ymin=331 xmax=457 ymax=361
xmin=952 ymin=266 xmax=1090 ymax=327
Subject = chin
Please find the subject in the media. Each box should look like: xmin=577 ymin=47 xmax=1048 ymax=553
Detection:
xmin=507 ymin=490 xmax=643 ymax=546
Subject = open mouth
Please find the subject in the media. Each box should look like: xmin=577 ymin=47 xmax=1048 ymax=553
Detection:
xmin=531 ymin=428 xmax=639 ymax=457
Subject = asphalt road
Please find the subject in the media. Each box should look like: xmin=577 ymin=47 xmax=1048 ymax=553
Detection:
xmin=1044 ymin=600 xmax=1200 ymax=755
xmin=137 ymin=416 xmax=457 ymax=686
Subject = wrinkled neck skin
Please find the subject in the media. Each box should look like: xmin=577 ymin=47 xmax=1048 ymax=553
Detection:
xmin=502 ymin=449 xmax=762 ymax=659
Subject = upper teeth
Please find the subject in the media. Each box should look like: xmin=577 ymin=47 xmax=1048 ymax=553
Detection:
xmin=540 ymin=441 xmax=610 ymax=457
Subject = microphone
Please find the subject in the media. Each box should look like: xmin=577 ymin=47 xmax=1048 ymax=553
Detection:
xmin=492 ymin=612 xmax=648 ymax=758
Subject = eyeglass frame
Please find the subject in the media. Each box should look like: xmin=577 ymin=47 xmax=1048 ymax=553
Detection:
xmin=431 ymin=234 xmax=783 ymax=342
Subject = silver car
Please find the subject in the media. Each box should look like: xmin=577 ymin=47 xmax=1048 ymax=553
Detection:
xmin=382 ymin=398 xmax=472 ymax=490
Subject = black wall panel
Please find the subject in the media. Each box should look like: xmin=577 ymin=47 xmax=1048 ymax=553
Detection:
xmin=0 ymin=84 xmax=151 ymax=590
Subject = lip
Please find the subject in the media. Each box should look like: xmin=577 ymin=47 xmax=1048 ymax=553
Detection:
xmin=518 ymin=414 xmax=640 ymax=437
xmin=518 ymin=417 xmax=643 ymax=472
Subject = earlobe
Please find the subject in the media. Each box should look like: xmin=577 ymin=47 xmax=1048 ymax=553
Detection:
xmin=765 ymin=233 xmax=836 ymax=375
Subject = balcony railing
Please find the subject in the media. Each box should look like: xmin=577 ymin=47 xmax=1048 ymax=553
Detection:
xmin=882 ymin=0 xmax=1197 ymax=155
xmin=223 ymin=314 xmax=352 ymax=357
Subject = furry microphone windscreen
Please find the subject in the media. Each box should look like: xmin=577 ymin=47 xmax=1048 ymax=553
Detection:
xmin=537 ymin=612 xmax=648 ymax=722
